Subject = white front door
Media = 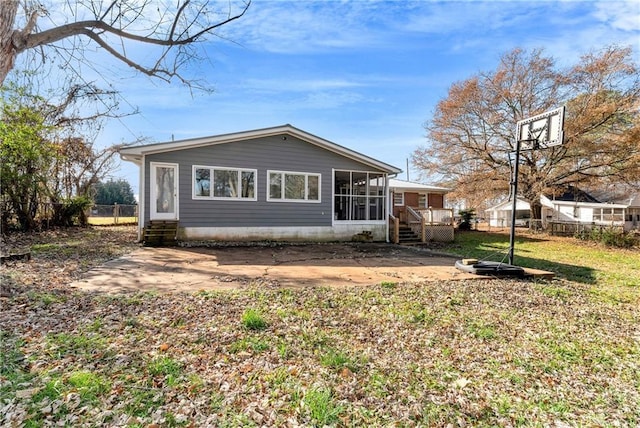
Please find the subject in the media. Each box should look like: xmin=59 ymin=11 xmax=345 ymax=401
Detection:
xmin=150 ymin=162 xmax=179 ymax=220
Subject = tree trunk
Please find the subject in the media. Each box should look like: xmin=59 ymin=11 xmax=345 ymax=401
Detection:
xmin=530 ymin=200 xmax=542 ymax=229
xmin=0 ymin=1 xmax=19 ymax=85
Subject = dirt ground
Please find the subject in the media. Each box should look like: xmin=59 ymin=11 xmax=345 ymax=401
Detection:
xmin=70 ymin=243 xmax=480 ymax=293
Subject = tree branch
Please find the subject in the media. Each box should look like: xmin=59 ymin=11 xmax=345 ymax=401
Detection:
xmin=19 ymin=1 xmax=250 ymax=53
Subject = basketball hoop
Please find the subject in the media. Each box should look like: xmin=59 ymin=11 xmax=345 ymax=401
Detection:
xmin=518 ymin=138 xmax=541 ymax=150
xmin=516 ymin=106 xmax=565 ymax=150
xmin=456 ymin=106 xmax=566 ymax=275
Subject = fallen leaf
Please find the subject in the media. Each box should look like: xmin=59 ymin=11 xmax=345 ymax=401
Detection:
xmin=340 ymin=367 xmax=353 ymax=378
xmin=452 ymin=377 xmax=471 ymax=389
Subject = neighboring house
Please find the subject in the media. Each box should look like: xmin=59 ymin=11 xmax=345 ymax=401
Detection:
xmin=119 ymin=125 xmax=403 ymax=242
xmin=487 ymin=188 xmax=640 ymax=231
xmin=389 ymin=178 xmax=449 ymax=218
xmin=387 ymin=179 xmax=454 ymax=243
xmin=610 ymin=193 xmax=640 ymax=230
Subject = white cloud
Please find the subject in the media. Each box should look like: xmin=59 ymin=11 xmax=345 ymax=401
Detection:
xmin=242 ymin=77 xmax=367 ymax=93
xmin=301 ymin=90 xmax=366 ymax=109
xmin=399 ymin=2 xmax=533 ymax=35
xmin=592 ymin=1 xmax=640 ymax=31
xmin=221 ymin=0 xmax=402 ymax=53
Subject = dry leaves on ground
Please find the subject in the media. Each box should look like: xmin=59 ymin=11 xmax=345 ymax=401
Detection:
xmin=1 ymin=226 xmax=639 ymax=427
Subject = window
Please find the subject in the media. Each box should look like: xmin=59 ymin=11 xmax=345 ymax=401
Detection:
xmin=193 ymin=166 xmax=256 ymax=200
xmin=268 ymin=171 xmax=321 ymax=202
xmin=593 ymin=207 xmax=624 ymax=222
xmin=334 ymin=170 xmax=386 ymax=221
xmin=194 ymin=168 xmax=210 ymax=197
xmin=393 ymin=192 xmax=404 ymax=206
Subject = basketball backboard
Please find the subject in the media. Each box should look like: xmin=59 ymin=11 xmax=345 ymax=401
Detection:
xmin=516 ymin=106 xmax=565 ymax=150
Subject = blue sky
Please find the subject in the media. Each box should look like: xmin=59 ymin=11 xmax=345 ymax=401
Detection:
xmin=31 ymin=1 xmax=640 ymax=195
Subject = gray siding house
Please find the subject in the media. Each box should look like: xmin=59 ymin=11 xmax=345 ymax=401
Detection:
xmin=119 ymin=125 xmax=402 ymax=242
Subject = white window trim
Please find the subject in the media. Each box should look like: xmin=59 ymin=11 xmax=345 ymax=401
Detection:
xmin=267 ymin=170 xmax=322 ymax=203
xmin=192 ymin=165 xmax=257 ymax=201
xmin=150 ymin=161 xmax=179 ymax=221
xmin=419 ymin=193 xmax=427 ymax=208
xmin=393 ymin=192 xmax=404 ymax=206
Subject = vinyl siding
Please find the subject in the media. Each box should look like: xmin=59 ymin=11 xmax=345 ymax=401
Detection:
xmin=143 ymin=134 xmax=388 ymax=228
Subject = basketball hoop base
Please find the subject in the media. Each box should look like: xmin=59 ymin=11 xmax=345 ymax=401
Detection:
xmin=455 ymin=260 xmax=526 ymax=277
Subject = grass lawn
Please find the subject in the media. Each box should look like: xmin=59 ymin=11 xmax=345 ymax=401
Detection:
xmin=87 ymin=216 xmax=138 ymax=226
xmin=1 ymin=226 xmax=638 ymax=427
xmin=441 ymin=229 xmax=640 ymax=288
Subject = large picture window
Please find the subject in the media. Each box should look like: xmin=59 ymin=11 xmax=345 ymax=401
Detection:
xmin=334 ymin=170 xmax=386 ymax=221
xmin=193 ymin=166 xmax=256 ymax=200
xmin=268 ymin=170 xmax=321 ymax=202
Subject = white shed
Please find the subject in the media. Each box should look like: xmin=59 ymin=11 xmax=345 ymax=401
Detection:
xmin=487 ymin=198 xmax=532 ymax=228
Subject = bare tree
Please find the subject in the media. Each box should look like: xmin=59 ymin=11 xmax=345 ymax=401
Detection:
xmin=413 ymin=46 xmax=640 ymax=220
xmin=0 ymin=0 xmax=251 ymax=86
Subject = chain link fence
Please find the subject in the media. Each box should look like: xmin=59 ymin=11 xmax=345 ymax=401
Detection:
xmin=2 ymin=202 xmax=138 ymax=230
xmin=88 ymin=204 xmax=138 ymax=225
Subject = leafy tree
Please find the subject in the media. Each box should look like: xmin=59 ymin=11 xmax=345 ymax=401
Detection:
xmin=0 ymin=0 xmax=251 ymax=86
xmin=0 ymin=90 xmax=54 ymax=230
xmin=93 ymin=179 xmax=136 ymax=205
xmin=413 ymin=46 xmax=640 ymax=221
xmin=1 ymin=82 xmax=124 ymax=230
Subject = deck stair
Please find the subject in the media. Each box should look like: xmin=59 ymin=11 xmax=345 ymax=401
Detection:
xmin=143 ymin=220 xmax=178 ymax=247
xmin=398 ymin=224 xmax=421 ymax=244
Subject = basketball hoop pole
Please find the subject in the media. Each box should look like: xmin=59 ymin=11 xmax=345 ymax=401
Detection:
xmin=508 ymin=137 xmax=537 ymax=265
xmin=508 ymin=138 xmax=522 ymax=265
xmin=509 ymin=106 xmax=564 ymax=266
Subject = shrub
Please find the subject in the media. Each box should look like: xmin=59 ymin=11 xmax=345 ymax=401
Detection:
xmin=52 ymin=196 xmax=92 ymax=227
xmin=457 ymin=208 xmax=476 ymax=231
xmin=574 ymin=226 xmax=637 ymax=248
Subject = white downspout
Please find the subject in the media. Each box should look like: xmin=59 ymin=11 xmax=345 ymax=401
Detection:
xmin=138 ymin=156 xmax=145 ymax=242
xmin=386 ymin=173 xmax=398 ymax=243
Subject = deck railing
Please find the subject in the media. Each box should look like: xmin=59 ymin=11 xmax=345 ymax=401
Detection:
xmin=416 ymin=208 xmax=455 ymax=225
xmin=406 ymin=206 xmax=426 ymax=242
xmin=389 ymin=208 xmax=455 ymax=243
xmin=416 ymin=207 xmax=455 ymax=242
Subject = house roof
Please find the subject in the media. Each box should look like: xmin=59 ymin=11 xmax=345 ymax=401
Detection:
xmin=546 ymin=185 xmax=600 ymax=203
xmin=119 ymin=124 xmax=402 ymax=174
xmin=545 ymin=185 xmax=639 ymax=208
xmin=610 ymin=193 xmax=640 ymax=208
xmin=388 ymin=178 xmax=450 ymax=193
